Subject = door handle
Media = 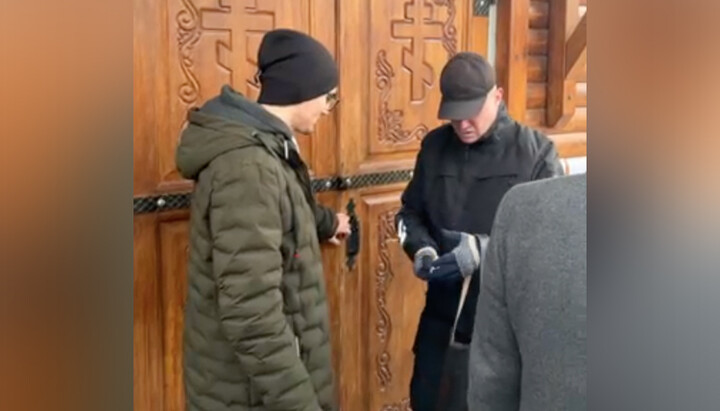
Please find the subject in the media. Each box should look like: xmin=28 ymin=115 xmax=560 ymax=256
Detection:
xmin=345 ymin=198 xmax=360 ymax=270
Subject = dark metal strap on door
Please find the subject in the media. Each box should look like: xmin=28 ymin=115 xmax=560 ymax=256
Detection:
xmin=134 ymin=169 xmax=414 ymax=214
xmin=134 ymin=192 xmax=191 ymax=214
xmin=473 ymin=0 xmax=495 ymax=16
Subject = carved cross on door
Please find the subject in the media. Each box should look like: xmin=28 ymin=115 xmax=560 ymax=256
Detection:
xmin=391 ymin=0 xmax=444 ymax=102
xmin=200 ymin=0 xmax=277 ymax=94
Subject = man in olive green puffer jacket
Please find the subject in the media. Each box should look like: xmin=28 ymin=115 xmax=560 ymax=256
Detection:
xmin=176 ymin=29 xmax=349 ymax=411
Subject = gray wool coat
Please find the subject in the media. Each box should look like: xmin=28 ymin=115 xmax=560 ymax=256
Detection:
xmin=469 ymin=174 xmax=587 ymax=411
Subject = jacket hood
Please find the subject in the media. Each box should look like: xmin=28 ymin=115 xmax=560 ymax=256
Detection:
xmin=176 ymin=85 xmax=294 ymax=179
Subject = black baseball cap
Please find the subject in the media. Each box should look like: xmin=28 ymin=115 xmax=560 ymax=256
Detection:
xmin=438 ymin=52 xmax=496 ymax=120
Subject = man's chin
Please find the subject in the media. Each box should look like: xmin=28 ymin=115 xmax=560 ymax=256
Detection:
xmin=458 ymin=134 xmax=481 ymax=144
xmin=295 ymin=126 xmax=314 ymax=135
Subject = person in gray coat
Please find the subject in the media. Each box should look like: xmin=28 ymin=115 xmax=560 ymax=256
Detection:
xmin=468 ymin=173 xmax=587 ymax=411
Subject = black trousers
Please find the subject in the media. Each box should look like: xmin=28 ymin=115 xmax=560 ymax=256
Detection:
xmin=409 ymin=314 xmax=469 ymax=411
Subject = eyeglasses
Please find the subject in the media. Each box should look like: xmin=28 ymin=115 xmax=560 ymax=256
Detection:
xmin=326 ymin=91 xmax=339 ymax=110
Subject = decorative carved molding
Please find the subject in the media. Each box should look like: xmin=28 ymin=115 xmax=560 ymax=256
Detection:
xmin=435 ymin=0 xmax=458 ymax=57
xmin=174 ymin=0 xmax=277 ymax=134
xmin=200 ymin=0 xmax=276 ymax=94
xmin=376 ymin=50 xmax=429 ymax=145
xmin=177 ymin=0 xmax=201 ymax=106
xmin=241 ymin=0 xmax=276 ymax=96
xmin=391 ymin=0 xmax=444 ymax=102
xmin=381 ymin=398 xmax=412 ymax=411
xmin=377 ymin=0 xmax=457 ymax=145
xmin=376 ymin=209 xmax=399 ymax=391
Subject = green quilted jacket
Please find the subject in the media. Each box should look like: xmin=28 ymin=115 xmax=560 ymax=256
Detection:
xmin=176 ymin=86 xmax=337 ymax=411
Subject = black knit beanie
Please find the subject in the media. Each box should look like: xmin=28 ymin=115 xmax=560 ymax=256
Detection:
xmin=257 ymin=29 xmax=338 ymax=106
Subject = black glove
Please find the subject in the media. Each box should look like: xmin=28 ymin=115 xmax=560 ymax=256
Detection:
xmin=413 ymin=247 xmax=439 ymax=280
xmin=427 ymin=229 xmax=487 ymax=282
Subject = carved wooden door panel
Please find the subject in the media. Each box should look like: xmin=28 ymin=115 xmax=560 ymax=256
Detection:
xmin=338 ymin=0 xmax=469 ymax=175
xmin=134 ymin=0 xmax=339 ymax=198
xmin=334 ymin=1 xmax=471 ymax=410
xmin=133 ymin=1 xmax=342 ymax=411
xmin=334 ymin=186 xmax=428 ymax=411
xmin=134 ymin=0 xmax=474 ymax=410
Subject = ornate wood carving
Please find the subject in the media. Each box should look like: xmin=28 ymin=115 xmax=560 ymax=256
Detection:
xmin=376 ymin=209 xmax=397 ymax=390
xmin=199 ymin=0 xmax=277 ymax=96
xmin=175 ymin=0 xmax=278 ymax=109
xmin=391 ymin=0 xmax=444 ymax=102
xmin=376 ymin=50 xmax=430 ymax=145
xmin=169 ymin=0 xmax=280 ymax=181
xmin=435 ymin=0 xmax=458 ymax=56
xmin=381 ymin=398 xmax=412 ymax=411
xmin=377 ymin=0 xmax=457 ymax=145
xmin=177 ymin=0 xmax=201 ymax=106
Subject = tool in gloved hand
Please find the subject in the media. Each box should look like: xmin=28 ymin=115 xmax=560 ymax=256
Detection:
xmin=427 ymin=229 xmax=488 ymax=282
xmin=413 ymin=246 xmax=439 ymax=280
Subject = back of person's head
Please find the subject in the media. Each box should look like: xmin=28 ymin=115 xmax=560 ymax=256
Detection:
xmin=257 ymin=29 xmax=338 ymax=106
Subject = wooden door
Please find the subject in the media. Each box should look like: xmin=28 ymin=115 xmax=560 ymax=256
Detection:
xmin=134 ymin=1 xmax=486 ymax=410
xmin=133 ymin=1 xmax=343 ymax=410
xmin=333 ymin=1 xmax=472 ymax=409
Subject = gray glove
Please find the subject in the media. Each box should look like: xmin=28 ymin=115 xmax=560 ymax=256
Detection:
xmin=413 ymin=246 xmax=439 ymax=280
xmin=428 ymin=229 xmax=486 ymax=281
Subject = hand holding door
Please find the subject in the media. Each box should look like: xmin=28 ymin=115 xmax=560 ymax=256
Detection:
xmin=328 ymin=212 xmax=351 ymax=245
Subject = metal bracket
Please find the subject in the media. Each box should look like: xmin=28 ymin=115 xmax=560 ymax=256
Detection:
xmin=474 ymin=0 xmax=495 ymax=16
xmin=345 ymin=198 xmax=360 ymax=271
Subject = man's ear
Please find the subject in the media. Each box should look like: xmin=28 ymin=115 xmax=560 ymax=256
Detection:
xmin=496 ymin=87 xmax=504 ymax=102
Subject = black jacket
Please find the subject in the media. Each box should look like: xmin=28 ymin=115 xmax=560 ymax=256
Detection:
xmin=396 ymin=104 xmax=564 ymax=343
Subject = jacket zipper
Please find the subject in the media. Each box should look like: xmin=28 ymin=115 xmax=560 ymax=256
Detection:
xmin=460 ymin=145 xmax=470 ymax=182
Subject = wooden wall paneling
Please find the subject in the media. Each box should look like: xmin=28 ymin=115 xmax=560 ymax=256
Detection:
xmin=161 ymin=0 xmax=307 ymax=190
xmin=526 ymin=106 xmax=586 ymax=133
xmin=565 ymin=12 xmax=587 ymax=81
xmin=577 ymin=64 xmax=586 ymax=82
xmin=529 ymin=0 xmax=549 ymax=29
xmin=314 ymin=191 xmax=346 ymax=407
xmin=366 ymin=191 xmax=424 ymax=411
xmin=548 ymin=132 xmax=587 ymax=158
xmin=520 ymin=0 xmax=587 ymax=157
xmin=135 ymin=197 xmax=345 ymax=411
xmin=339 ymin=0 xmax=470 ymax=176
xmin=134 ymin=215 xmax=164 ymax=411
xmin=527 ymin=81 xmax=586 ymax=109
xmin=496 ymin=0 xmax=530 ymax=121
xmin=528 ymin=28 xmax=548 ymax=55
xmin=526 ymin=82 xmax=546 ymax=109
xmin=158 ymin=211 xmax=191 ymax=411
xmin=331 ymin=188 xmax=366 ymax=411
xmin=527 ymin=55 xmax=548 ymax=82
xmin=143 ymin=0 xmax=338 ymax=195
xmin=133 ymin=1 xmax=484 ymax=411
xmin=349 ymin=183 xmax=424 ymax=411
xmin=307 ymin=0 xmax=340 ymax=178
xmin=133 ymin=0 xmax=163 ymax=196
xmin=467 ymin=13 xmax=489 ymax=56
xmin=336 ymin=0 xmax=368 ymax=177
xmin=576 ymin=81 xmax=586 ymax=107
xmin=546 ymin=0 xmax=580 ymax=127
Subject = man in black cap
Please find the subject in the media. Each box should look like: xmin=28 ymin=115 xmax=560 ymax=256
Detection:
xmin=395 ymin=51 xmax=564 ymax=410
xmin=177 ymin=29 xmax=348 ymax=411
